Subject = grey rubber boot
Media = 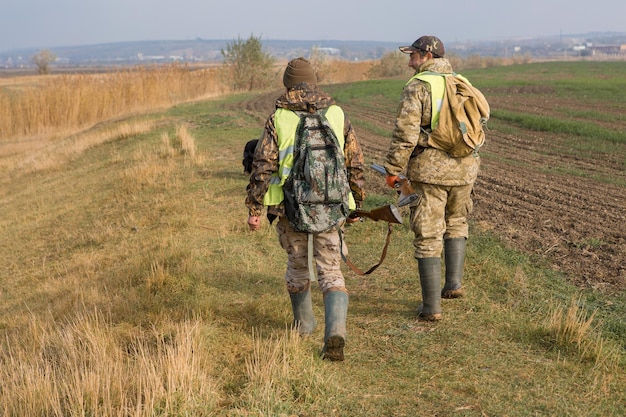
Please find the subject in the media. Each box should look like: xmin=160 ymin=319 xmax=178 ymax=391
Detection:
xmin=442 ymin=238 xmax=466 ymax=299
xmin=321 ymin=289 xmax=348 ymax=361
xmin=417 ymin=257 xmax=443 ymax=321
xmin=289 ymin=289 xmax=317 ymax=335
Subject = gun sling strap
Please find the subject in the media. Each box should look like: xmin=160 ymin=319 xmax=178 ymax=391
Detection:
xmin=339 ymin=223 xmax=394 ymax=276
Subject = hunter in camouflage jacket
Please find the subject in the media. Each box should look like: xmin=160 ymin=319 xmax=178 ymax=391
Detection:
xmin=245 ymin=83 xmax=365 ymax=220
xmin=384 ymin=58 xmax=480 ymax=186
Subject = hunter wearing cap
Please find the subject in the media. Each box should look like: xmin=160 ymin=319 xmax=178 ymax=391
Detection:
xmin=245 ymin=57 xmax=365 ymax=361
xmin=383 ymin=36 xmax=480 ymax=321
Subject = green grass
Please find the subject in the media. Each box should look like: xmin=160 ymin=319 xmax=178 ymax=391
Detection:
xmin=1 ymin=62 xmax=625 ymax=416
xmin=493 ymin=109 xmax=626 ymax=145
xmin=469 ymin=61 xmax=626 ymax=92
xmin=469 ymin=62 xmax=626 ymax=186
xmin=326 ymin=78 xmax=403 ymax=102
xmin=555 ymin=107 xmax=626 ymax=123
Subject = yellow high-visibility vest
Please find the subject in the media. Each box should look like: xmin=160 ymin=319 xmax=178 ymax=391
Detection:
xmin=263 ymin=105 xmax=355 ymax=209
xmin=410 ymin=71 xmax=472 ymax=129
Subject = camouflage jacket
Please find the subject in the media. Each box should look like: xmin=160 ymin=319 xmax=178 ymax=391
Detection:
xmin=384 ymin=58 xmax=480 ymax=186
xmin=246 ymin=83 xmax=365 ymax=218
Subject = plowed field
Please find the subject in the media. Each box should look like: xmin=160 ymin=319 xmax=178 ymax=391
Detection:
xmin=240 ymin=67 xmax=626 ymax=293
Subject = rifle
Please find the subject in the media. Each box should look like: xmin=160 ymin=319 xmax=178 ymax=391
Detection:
xmin=348 ymin=204 xmax=402 ymax=224
xmin=342 ymin=204 xmax=402 ymax=276
xmin=370 ymin=164 xmax=419 ymax=207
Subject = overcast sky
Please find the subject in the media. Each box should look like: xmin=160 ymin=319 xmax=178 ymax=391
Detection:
xmin=1 ymin=0 xmax=624 ymax=52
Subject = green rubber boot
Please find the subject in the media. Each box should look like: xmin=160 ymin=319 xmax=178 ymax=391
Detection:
xmin=289 ymin=289 xmax=317 ymax=335
xmin=417 ymin=257 xmax=443 ymax=321
xmin=442 ymin=238 xmax=466 ymax=299
xmin=321 ymin=289 xmax=348 ymax=361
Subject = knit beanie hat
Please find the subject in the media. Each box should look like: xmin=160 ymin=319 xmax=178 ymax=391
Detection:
xmin=283 ymin=57 xmax=317 ymax=88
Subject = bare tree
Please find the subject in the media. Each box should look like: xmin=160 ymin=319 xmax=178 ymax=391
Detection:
xmin=366 ymin=50 xmax=411 ymax=79
xmin=307 ymin=46 xmax=334 ymax=83
xmin=221 ymin=35 xmax=277 ymax=91
xmin=32 ymin=49 xmax=57 ymax=75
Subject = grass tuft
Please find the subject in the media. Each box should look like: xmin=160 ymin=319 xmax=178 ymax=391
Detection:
xmin=545 ymin=295 xmax=620 ymax=368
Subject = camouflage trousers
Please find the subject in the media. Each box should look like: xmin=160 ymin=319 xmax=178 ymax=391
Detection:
xmin=276 ymin=216 xmax=347 ymax=295
xmin=409 ymin=182 xmax=474 ymax=258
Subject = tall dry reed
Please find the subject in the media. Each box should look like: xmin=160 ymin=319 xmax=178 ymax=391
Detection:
xmin=0 ymin=64 xmax=227 ymax=141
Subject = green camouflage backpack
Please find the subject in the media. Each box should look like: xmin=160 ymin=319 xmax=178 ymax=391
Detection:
xmin=283 ymin=108 xmax=351 ymax=233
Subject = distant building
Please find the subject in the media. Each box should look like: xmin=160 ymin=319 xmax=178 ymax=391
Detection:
xmin=589 ymin=45 xmax=622 ymax=55
xmin=316 ymin=47 xmax=341 ymax=56
xmin=137 ymin=53 xmax=167 ymax=61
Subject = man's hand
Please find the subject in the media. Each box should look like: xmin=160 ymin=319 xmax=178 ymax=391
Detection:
xmin=247 ymin=215 xmax=261 ymax=231
xmin=346 ymin=215 xmax=361 ymax=224
xmin=385 ymin=174 xmax=399 ymax=188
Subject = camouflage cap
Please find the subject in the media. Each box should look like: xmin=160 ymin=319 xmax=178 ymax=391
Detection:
xmin=399 ymin=36 xmax=445 ymax=58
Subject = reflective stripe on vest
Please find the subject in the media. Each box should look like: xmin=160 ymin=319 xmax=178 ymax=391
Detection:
xmin=410 ymin=72 xmax=445 ymax=128
xmin=263 ymin=105 xmax=355 ymax=209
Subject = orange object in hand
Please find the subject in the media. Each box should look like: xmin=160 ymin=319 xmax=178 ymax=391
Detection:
xmin=385 ymin=174 xmax=399 ymax=188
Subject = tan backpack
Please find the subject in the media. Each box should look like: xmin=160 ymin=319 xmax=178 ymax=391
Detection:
xmin=427 ymin=74 xmax=490 ymax=158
